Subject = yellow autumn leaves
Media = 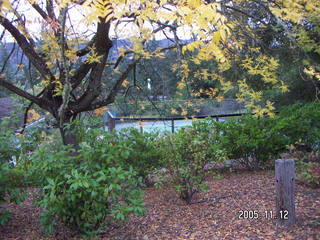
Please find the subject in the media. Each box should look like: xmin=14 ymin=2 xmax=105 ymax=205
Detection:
xmin=27 ymin=109 xmax=41 ymax=123
xmin=0 ymin=0 xmax=12 ymax=14
xmin=241 ymin=55 xmax=280 ymax=85
xmin=4 ymin=0 xmax=308 ymax=119
xmin=83 ymin=0 xmax=114 ymax=24
xmin=270 ymin=0 xmax=320 ymax=24
xmin=270 ymin=0 xmax=320 ymax=89
xmin=27 ymin=107 xmax=108 ymax=123
xmin=94 ymin=107 xmax=108 ymax=116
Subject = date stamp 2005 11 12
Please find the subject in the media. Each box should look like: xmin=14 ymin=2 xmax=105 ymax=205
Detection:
xmin=238 ymin=210 xmax=289 ymax=220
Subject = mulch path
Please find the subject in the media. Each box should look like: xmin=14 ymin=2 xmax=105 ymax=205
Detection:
xmin=1 ymin=171 xmax=319 ymax=240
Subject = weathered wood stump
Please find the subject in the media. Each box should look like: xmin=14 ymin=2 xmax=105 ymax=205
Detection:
xmin=275 ymin=159 xmax=296 ymax=226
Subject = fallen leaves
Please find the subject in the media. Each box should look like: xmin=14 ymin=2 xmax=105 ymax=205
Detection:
xmin=0 ymin=172 xmax=319 ymax=239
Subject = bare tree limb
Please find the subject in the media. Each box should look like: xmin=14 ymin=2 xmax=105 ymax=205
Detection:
xmin=19 ymin=88 xmax=46 ymax=134
xmin=0 ymin=75 xmax=47 ymax=108
xmin=0 ymin=42 xmax=16 ymax=74
xmin=70 ymin=62 xmax=93 ymax=88
xmin=0 ymin=16 xmax=54 ymax=81
xmin=31 ymin=3 xmax=49 ymax=20
xmin=83 ymin=58 xmax=140 ymax=111
xmin=58 ymin=7 xmax=71 ymax=126
xmin=76 ymin=35 xmax=96 ymax=57
xmin=46 ymin=0 xmax=57 ymax=20
xmin=71 ymin=20 xmax=113 ymax=112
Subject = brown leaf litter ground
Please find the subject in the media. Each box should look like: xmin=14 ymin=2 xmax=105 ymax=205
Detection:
xmin=1 ymin=170 xmax=319 ymax=240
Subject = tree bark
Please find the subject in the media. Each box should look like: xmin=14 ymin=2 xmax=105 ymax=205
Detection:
xmin=59 ymin=127 xmax=78 ymax=147
xmin=58 ymin=115 xmax=80 ymax=149
xmin=275 ymin=159 xmax=296 ymax=226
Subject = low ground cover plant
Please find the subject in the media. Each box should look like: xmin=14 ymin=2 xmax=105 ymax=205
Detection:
xmin=296 ymin=152 xmax=320 ymax=187
xmin=287 ymin=143 xmax=320 ymax=187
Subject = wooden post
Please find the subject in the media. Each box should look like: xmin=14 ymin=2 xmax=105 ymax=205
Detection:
xmin=275 ymin=159 xmax=296 ymax=226
xmin=171 ymin=119 xmax=174 ymax=133
xmin=139 ymin=121 xmax=143 ymax=134
xmin=107 ymin=112 xmax=115 ymax=131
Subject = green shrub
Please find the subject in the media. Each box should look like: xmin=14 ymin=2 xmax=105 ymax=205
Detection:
xmin=161 ymin=122 xmax=226 ymax=204
xmin=0 ymin=163 xmax=26 ymax=225
xmin=291 ymin=147 xmax=320 ymax=187
xmin=297 ymin=160 xmax=320 ymax=187
xmin=27 ymin=129 xmax=144 ymax=236
xmin=0 ymin=119 xmax=26 ymax=225
xmin=0 ymin=118 xmax=20 ymax=163
xmin=206 ymin=102 xmax=319 ymax=170
xmin=116 ymin=129 xmax=164 ymax=179
xmin=212 ymin=115 xmax=285 ymax=170
xmin=273 ymin=102 xmax=320 ymax=151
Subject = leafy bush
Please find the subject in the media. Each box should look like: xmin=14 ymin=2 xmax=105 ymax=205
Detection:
xmin=0 ymin=163 xmax=26 ymax=225
xmin=297 ymin=158 xmax=320 ymax=187
xmin=212 ymin=115 xmax=285 ymax=170
xmin=0 ymin=118 xmax=20 ymax=164
xmin=273 ymin=102 xmax=320 ymax=151
xmin=27 ymin=128 xmax=144 ymax=236
xmin=116 ymin=129 xmax=164 ymax=179
xmin=160 ymin=122 xmax=226 ymax=203
xmin=289 ymin=144 xmax=320 ymax=187
xmin=0 ymin=118 xmax=26 ymax=225
xmin=204 ymin=102 xmax=319 ymax=170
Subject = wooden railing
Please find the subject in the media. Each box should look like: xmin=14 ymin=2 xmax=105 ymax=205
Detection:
xmin=105 ymin=111 xmax=258 ymax=133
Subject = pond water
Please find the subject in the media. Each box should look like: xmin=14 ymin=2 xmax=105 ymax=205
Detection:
xmin=108 ymin=118 xmax=225 ymax=133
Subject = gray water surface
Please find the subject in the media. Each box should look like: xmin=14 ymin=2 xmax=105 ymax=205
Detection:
xmin=112 ymin=118 xmax=225 ymax=133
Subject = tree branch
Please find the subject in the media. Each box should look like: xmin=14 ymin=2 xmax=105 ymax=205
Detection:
xmin=19 ymin=88 xmax=46 ymax=134
xmin=70 ymin=62 xmax=93 ymax=88
xmin=224 ymin=5 xmax=268 ymax=25
xmin=0 ymin=42 xmax=16 ymax=74
xmin=58 ymin=7 xmax=71 ymax=126
xmin=46 ymin=0 xmax=57 ymax=20
xmin=85 ymin=58 xmax=140 ymax=111
xmin=0 ymin=16 xmax=54 ymax=81
xmin=71 ymin=20 xmax=113 ymax=112
xmin=0 ymin=75 xmax=47 ymax=108
xmin=76 ymin=35 xmax=96 ymax=57
xmin=31 ymin=3 xmax=49 ymax=20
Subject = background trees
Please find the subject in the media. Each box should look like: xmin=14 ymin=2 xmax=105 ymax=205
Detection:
xmin=0 ymin=0 xmax=319 ymax=146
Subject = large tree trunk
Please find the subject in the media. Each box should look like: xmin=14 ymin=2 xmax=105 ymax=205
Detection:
xmin=59 ymin=127 xmax=79 ymax=148
xmin=58 ymin=115 xmax=80 ymax=149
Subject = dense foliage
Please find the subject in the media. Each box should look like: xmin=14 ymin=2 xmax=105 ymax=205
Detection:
xmin=0 ymin=101 xmax=319 ymax=238
xmin=197 ymin=102 xmax=320 ymax=171
xmin=295 ymin=151 xmax=320 ymax=188
xmin=25 ymin=128 xmax=145 ymax=235
xmin=159 ymin=121 xmax=227 ymax=203
xmin=116 ymin=129 xmax=164 ymax=179
xmin=0 ymin=163 xmax=25 ymax=225
xmin=0 ymin=118 xmax=26 ymax=225
xmin=274 ymin=102 xmax=320 ymax=151
xmin=212 ymin=116 xmax=285 ymax=170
